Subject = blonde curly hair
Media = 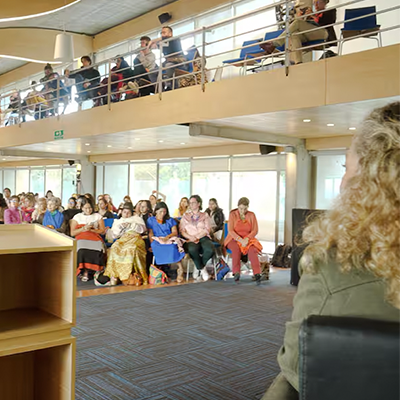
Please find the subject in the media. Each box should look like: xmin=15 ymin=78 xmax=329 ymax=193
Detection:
xmin=301 ymin=102 xmax=400 ymax=308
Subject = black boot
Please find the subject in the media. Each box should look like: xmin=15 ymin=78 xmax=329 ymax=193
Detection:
xmin=254 ymin=274 xmax=262 ymax=285
xmin=233 ymin=273 xmax=240 ymax=282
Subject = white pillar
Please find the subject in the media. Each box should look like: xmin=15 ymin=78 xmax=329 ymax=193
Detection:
xmin=77 ymin=157 xmax=94 ymax=195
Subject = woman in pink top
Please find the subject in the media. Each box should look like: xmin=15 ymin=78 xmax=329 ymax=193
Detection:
xmin=4 ymin=196 xmax=29 ymax=224
xmin=180 ymin=195 xmax=215 ymax=282
xmin=225 ymin=197 xmax=263 ymax=283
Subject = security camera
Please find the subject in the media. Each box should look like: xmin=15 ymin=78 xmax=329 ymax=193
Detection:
xmin=68 ymin=160 xmax=75 ymax=166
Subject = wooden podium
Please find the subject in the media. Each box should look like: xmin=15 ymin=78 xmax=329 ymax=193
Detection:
xmin=0 ymin=224 xmax=76 ymax=400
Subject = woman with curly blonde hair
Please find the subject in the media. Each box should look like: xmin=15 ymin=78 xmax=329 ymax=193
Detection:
xmin=263 ymin=102 xmax=400 ymax=399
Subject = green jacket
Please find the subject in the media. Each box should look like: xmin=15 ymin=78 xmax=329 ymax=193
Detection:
xmin=278 ymin=259 xmax=400 ymax=392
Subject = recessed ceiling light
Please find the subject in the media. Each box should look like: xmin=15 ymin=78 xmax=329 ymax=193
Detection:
xmin=85 ymin=143 xmax=90 ymax=146
xmin=180 ymin=142 xmax=186 ymax=145
xmin=327 ymin=123 xmax=335 ymax=127
xmin=135 ymin=138 xmax=141 ymax=141
xmin=107 ymin=145 xmax=112 ymax=148
xmin=2 ymin=158 xmax=6 ymax=161
xmin=87 ymin=151 xmax=91 ymax=153
xmin=128 ymin=147 xmax=132 ymax=149
xmin=349 ymin=127 xmax=356 ymax=130
xmin=158 ymin=140 xmax=164 ymax=143
xmin=303 ymin=119 xmax=311 ymax=123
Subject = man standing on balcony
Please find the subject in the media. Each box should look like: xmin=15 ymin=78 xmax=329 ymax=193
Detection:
xmin=262 ymin=0 xmax=337 ymax=64
xmin=150 ymin=26 xmax=188 ymax=90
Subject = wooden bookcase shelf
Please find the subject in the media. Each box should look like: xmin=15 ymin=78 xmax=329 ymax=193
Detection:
xmin=0 ymin=224 xmax=76 ymax=400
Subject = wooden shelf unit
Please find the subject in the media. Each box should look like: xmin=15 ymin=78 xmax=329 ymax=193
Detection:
xmin=0 ymin=224 xmax=76 ymax=400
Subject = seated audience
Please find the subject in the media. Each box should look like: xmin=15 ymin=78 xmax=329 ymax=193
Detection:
xmin=4 ymin=196 xmax=29 ymax=224
xmin=205 ymin=198 xmax=225 ymax=242
xmin=136 ymin=200 xmax=153 ymax=270
xmin=147 ymin=202 xmax=185 ymax=283
xmin=262 ymin=102 xmax=400 ymax=399
xmin=262 ymin=0 xmax=336 ymax=64
xmin=3 ymin=188 xmax=11 ymax=207
xmin=149 ymin=190 xmax=166 ymax=211
xmin=117 ymin=195 xmax=132 ymax=215
xmin=40 ymin=64 xmax=68 ymax=114
xmin=84 ymin=193 xmax=97 ymax=208
xmin=25 ymin=81 xmax=47 ymax=120
xmin=32 ymin=197 xmax=47 ymax=224
xmin=69 ymin=56 xmax=101 ymax=104
xmin=225 ymin=197 xmax=262 ymax=283
xmin=104 ymin=194 xmax=118 ymax=212
xmin=180 ymin=195 xmax=215 ymax=281
xmin=150 ymin=26 xmax=187 ymax=90
xmin=70 ymin=198 xmax=106 ymax=281
xmin=0 ymin=194 xmax=7 ymax=224
xmin=5 ymin=92 xmax=26 ymax=124
xmin=22 ymin=194 xmax=36 ymax=223
xmin=46 ymin=190 xmax=54 ymax=200
xmin=43 ymin=197 xmax=66 ymax=233
xmin=104 ymin=203 xmax=148 ymax=285
xmin=67 ymin=197 xmax=77 ymax=209
xmin=173 ymin=197 xmax=189 ymax=218
xmin=98 ymin=197 xmax=115 ymax=219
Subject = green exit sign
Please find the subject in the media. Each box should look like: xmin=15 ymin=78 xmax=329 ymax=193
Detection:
xmin=54 ymin=130 xmax=64 ymax=140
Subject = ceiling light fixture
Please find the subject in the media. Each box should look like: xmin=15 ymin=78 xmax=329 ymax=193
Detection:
xmin=128 ymin=147 xmax=132 ymax=149
xmin=158 ymin=140 xmax=164 ymax=143
xmin=87 ymin=151 xmax=91 ymax=153
xmin=0 ymin=0 xmax=81 ymax=23
xmin=0 ymin=54 xmax=62 ymax=64
xmin=135 ymin=138 xmax=141 ymax=141
xmin=180 ymin=142 xmax=186 ymax=145
xmin=303 ymin=119 xmax=311 ymax=123
xmin=54 ymin=33 xmax=74 ymax=62
xmin=327 ymin=123 xmax=335 ymax=127
xmin=107 ymin=145 xmax=112 ymax=148
xmin=349 ymin=127 xmax=356 ymax=130
xmin=85 ymin=143 xmax=90 ymax=146
xmin=2 ymin=158 xmax=6 ymax=161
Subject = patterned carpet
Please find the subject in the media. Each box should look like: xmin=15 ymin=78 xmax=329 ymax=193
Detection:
xmin=73 ymin=270 xmax=296 ymax=400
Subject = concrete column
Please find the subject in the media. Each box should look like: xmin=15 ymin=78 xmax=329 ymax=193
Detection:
xmin=77 ymin=157 xmax=95 ymax=195
xmin=284 ymin=143 xmax=311 ymax=243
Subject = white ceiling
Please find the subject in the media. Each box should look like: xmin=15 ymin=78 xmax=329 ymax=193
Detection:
xmin=0 ymin=0 xmax=177 ymax=35
xmin=0 ymin=58 xmax=27 ymax=76
xmin=8 ymin=125 xmax=238 ymax=155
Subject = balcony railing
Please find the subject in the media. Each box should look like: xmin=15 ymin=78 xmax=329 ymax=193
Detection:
xmin=1 ymin=0 xmax=399 ymax=127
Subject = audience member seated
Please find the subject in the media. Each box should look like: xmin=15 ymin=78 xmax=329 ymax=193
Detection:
xmin=104 ymin=203 xmax=148 ymax=285
xmin=22 ymin=193 xmax=36 ymax=223
xmin=0 ymin=194 xmax=7 ymax=224
xmin=25 ymin=81 xmax=47 ymax=120
xmin=43 ymin=197 xmax=67 ymax=233
xmin=98 ymin=197 xmax=115 ymax=219
xmin=69 ymin=56 xmax=100 ymax=104
xmin=70 ymin=198 xmax=106 ymax=281
xmin=136 ymin=200 xmax=153 ymax=271
xmin=225 ymin=197 xmax=262 ymax=283
xmin=67 ymin=197 xmax=77 ymax=209
xmin=63 ymin=198 xmax=81 ymax=236
xmin=104 ymin=194 xmax=118 ymax=212
xmin=262 ymin=0 xmax=336 ymax=64
xmin=150 ymin=26 xmax=188 ymax=90
xmin=262 ymin=102 xmax=400 ymax=400
xmin=46 ymin=190 xmax=54 ymax=200
xmin=173 ymin=197 xmax=189 ymax=218
xmin=4 ymin=195 xmax=29 ymax=224
xmin=117 ymin=195 xmax=132 ymax=215
xmin=205 ymin=198 xmax=225 ymax=242
xmin=5 ymin=92 xmax=26 ymax=125
xmin=149 ymin=190 xmax=166 ymax=212
xmin=147 ymin=202 xmax=186 ymax=283
xmin=180 ymin=195 xmax=215 ymax=282
xmin=32 ymin=197 xmax=47 ymax=224
xmin=3 ymin=188 xmax=11 ymax=207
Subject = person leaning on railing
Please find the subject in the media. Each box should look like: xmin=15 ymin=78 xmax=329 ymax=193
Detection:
xmin=149 ymin=26 xmax=188 ymax=91
xmin=262 ymin=0 xmax=337 ymax=65
xmin=262 ymin=102 xmax=400 ymax=399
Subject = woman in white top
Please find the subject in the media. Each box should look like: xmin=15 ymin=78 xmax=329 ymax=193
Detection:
xmin=104 ymin=203 xmax=148 ymax=285
xmin=70 ymin=198 xmax=105 ymax=282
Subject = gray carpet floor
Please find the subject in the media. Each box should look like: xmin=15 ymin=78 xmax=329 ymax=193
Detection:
xmin=73 ymin=270 xmax=296 ymax=400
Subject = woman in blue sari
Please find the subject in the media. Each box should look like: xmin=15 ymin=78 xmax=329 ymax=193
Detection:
xmin=147 ymin=202 xmax=185 ymax=283
xmin=43 ymin=197 xmax=66 ymax=233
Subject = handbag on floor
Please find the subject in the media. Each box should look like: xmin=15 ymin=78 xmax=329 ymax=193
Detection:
xmin=148 ymin=265 xmax=169 ymax=285
xmin=216 ymin=258 xmax=230 ymax=281
xmin=127 ymin=273 xmax=143 ymax=286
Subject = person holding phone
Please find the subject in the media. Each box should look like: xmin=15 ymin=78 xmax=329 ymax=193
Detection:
xmin=70 ymin=197 xmax=106 ymax=282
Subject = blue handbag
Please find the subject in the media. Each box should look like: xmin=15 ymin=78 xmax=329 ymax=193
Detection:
xmin=216 ymin=259 xmax=230 ymax=281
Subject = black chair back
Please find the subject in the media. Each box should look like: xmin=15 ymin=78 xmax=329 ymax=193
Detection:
xmin=299 ymin=315 xmax=400 ymax=400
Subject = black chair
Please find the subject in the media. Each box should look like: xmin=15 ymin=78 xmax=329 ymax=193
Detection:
xmin=299 ymin=315 xmax=400 ymax=400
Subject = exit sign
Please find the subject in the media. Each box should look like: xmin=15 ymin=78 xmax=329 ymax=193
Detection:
xmin=54 ymin=130 xmax=64 ymax=140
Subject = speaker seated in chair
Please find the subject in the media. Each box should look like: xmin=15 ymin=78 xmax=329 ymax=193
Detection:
xmin=261 ymin=102 xmax=400 ymax=400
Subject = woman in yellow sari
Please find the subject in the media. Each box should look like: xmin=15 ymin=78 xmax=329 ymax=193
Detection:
xmin=104 ymin=204 xmax=148 ymax=285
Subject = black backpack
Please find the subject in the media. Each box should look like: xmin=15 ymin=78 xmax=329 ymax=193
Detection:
xmin=271 ymin=244 xmax=292 ymax=268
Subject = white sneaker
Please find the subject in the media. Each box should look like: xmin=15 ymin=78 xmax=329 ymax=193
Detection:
xmin=193 ymin=267 xmax=200 ymax=280
xmin=201 ymin=267 xmax=209 ymax=282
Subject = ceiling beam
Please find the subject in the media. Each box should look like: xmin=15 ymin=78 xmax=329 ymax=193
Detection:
xmin=189 ymin=123 xmax=304 ymax=147
xmin=0 ymin=159 xmax=70 ymax=168
xmin=306 ymin=136 xmax=352 ymax=150
xmin=0 ymin=149 xmax=82 ymax=160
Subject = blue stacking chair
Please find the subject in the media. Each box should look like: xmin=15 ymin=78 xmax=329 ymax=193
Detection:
xmin=173 ymin=45 xmax=202 ymax=89
xmin=339 ymin=6 xmax=381 ymax=55
xmin=223 ymin=39 xmax=264 ymax=74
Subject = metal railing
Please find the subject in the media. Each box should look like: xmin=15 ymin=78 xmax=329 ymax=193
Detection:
xmin=0 ymin=0 xmax=399 ymax=128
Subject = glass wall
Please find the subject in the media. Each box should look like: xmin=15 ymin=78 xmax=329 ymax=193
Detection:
xmin=62 ymin=168 xmax=78 ymax=205
xmin=30 ymin=169 xmax=45 ymax=197
xmin=129 ymin=163 xmax=157 ymax=202
xmin=16 ymin=169 xmax=29 ymax=195
xmin=104 ymin=164 xmax=129 ymax=206
xmin=315 ymin=154 xmax=346 ymax=209
xmin=45 ymin=169 xmax=62 ymax=198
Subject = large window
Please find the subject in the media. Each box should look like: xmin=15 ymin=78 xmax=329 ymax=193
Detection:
xmin=315 ymin=155 xmax=346 ymax=209
xmin=192 ymin=172 xmax=230 ymax=214
xmin=129 ymin=163 xmax=157 ymax=204
xmin=16 ymin=169 xmax=29 ymax=195
xmin=3 ymin=170 xmax=15 ymax=194
xmin=95 ymin=165 xmax=104 ymax=198
xmin=45 ymin=169 xmax=62 ymax=198
xmin=62 ymin=168 xmax=77 ymax=206
xmin=158 ymin=162 xmax=191 ymax=212
xmin=104 ymin=164 xmax=129 ymax=206
xmin=30 ymin=169 xmax=45 ymax=197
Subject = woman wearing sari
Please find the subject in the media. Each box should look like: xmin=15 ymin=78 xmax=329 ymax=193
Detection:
xmin=70 ymin=198 xmax=106 ymax=281
xmin=104 ymin=204 xmax=148 ymax=285
xmin=225 ymin=197 xmax=263 ymax=284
